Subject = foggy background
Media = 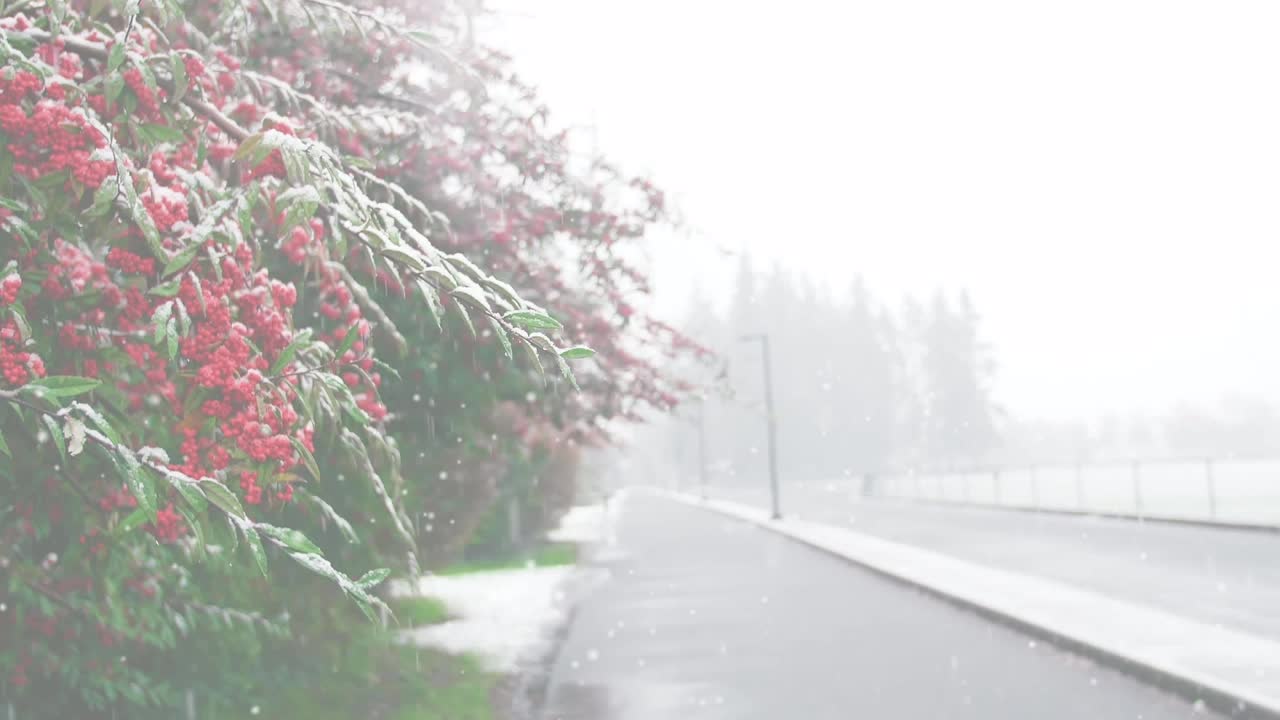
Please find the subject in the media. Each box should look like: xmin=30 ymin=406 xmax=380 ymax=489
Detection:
xmin=482 ymin=0 xmax=1280 ymax=478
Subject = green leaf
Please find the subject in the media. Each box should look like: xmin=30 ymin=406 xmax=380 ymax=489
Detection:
xmin=8 ymin=304 xmax=30 ymax=343
xmin=290 ymin=436 xmax=322 ymax=482
xmin=370 ymin=358 xmax=401 ymax=382
xmin=86 ymin=175 xmax=120 ymax=218
xmin=164 ymin=472 xmax=207 ymax=513
xmin=174 ymin=299 xmax=191 ymax=336
xmin=269 ymin=329 xmax=311 ymax=375
xmin=41 ymin=415 xmax=66 ymax=463
xmin=332 ymin=325 xmax=360 ymax=361
xmin=0 ymin=429 xmax=9 ymax=458
xmin=514 ymin=334 xmax=545 ymax=381
xmin=151 ymin=301 xmax=173 ymax=344
xmin=232 ymin=132 xmax=264 ymax=162
xmin=165 ymin=316 xmax=178 ymax=359
xmin=559 ymin=346 xmax=596 ymax=360
xmin=208 ymin=514 xmax=239 ymax=554
xmin=381 ymin=246 xmax=427 ymax=272
xmin=115 ymin=507 xmax=151 ymax=536
xmin=162 ymin=242 xmax=201 ymax=277
xmin=450 ymin=285 xmax=490 ymax=312
xmin=442 ymin=253 xmax=487 ymax=285
xmin=287 ymin=551 xmax=379 ymax=621
xmin=255 ymin=523 xmax=321 ymax=554
xmin=355 ymin=568 xmax=391 ymax=592
xmin=107 ymin=41 xmax=126 ymax=73
xmin=137 ymin=123 xmax=186 ymax=145
xmin=105 ymin=73 xmax=125 ymax=105
xmin=503 ymin=310 xmax=563 ymax=332
xmin=448 ymin=298 xmax=476 ymax=340
xmin=414 ymin=278 xmax=443 ymax=332
xmin=176 ymin=505 xmax=204 ymax=560
xmin=121 ymin=451 xmax=156 ymax=521
xmin=421 ymin=266 xmax=456 ymax=290
xmin=200 ymin=480 xmax=246 ymax=520
xmin=481 ymin=277 xmax=523 ymax=310
xmin=556 ymin=355 xmax=581 ymax=392
xmin=169 ymin=53 xmax=188 ymax=103
xmin=528 ymin=332 xmax=557 ymax=353
xmin=488 ymin=316 xmax=512 ymax=360
xmin=116 ymin=168 xmax=163 ymax=257
xmin=147 ymin=277 xmax=182 ymax=297
xmin=74 ymin=401 xmax=120 ymax=444
xmin=188 ymin=271 xmax=207 ymax=316
xmin=26 ymin=376 xmax=101 ymax=398
xmin=300 ymin=489 xmax=359 ymax=544
xmin=240 ymin=524 xmax=269 ymax=577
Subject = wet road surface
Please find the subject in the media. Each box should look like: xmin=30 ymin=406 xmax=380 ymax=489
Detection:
xmin=540 ymin=493 xmax=1224 ymax=720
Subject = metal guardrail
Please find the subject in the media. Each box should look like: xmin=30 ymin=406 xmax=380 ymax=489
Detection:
xmin=867 ymin=457 xmax=1280 ymax=528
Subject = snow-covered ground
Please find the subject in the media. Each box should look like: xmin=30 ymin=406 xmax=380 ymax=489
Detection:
xmin=394 ymin=566 xmax=576 ymax=672
xmin=390 ymin=495 xmax=625 ymax=672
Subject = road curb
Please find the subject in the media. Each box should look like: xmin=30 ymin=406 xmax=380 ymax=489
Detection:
xmin=649 ymin=488 xmax=1280 ymax=720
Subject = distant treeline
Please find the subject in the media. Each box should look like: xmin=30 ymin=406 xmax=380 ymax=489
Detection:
xmin=668 ymin=256 xmax=998 ymax=485
xmin=654 ymin=257 xmax=1280 ymax=488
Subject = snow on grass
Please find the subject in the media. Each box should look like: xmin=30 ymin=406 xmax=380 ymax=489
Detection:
xmin=393 ymin=565 xmax=575 ymax=673
xmin=390 ymin=496 xmax=625 ymax=672
xmin=548 ymin=489 xmax=629 ymax=546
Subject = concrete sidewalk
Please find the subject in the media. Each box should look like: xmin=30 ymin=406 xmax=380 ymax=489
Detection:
xmin=540 ymin=492 xmax=1225 ymax=720
xmin=663 ymin=489 xmax=1280 ymax=718
xmin=709 ymin=482 xmax=1280 ymax=641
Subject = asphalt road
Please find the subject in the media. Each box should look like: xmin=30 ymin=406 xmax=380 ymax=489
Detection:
xmin=540 ymin=493 xmax=1224 ymax=720
xmin=706 ymin=482 xmax=1280 ymax=640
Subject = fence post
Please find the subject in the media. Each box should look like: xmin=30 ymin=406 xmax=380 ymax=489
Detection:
xmin=1205 ymin=458 xmax=1217 ymax=519
xmin=1132 ymin=460 xmax=1143 ymax=519
xmin=185 ymin=689 xmax=197 ymax=720
xmin=1074 ymin=461 xmax=1084 ymax=510
xmin=7 ymin=702 xmax=15 ymax=720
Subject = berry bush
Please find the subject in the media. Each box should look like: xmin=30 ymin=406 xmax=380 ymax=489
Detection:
xmin=0 ymin=0 xmax=704 ymax=715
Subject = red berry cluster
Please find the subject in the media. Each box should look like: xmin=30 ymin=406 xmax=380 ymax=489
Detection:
xmin=182 ymin=55 xmax=207 ymax=90
xmin=243 ymin=120 xmax=297 ymax=181
xmin=0 ymin=319 xmax=46 ymax=387
xmin=283 ymin=220 xmax=322 ymax=264
xmin=0 ymin=274 xmax=21 ymax=305
xmin=313 ymin=260 xmax=387 ymax=421
xmin=0 ymin=90 xmax=113 ymax=190
xmin=239 ymin=471 xmax=263 ymax=505
xmin=122 ymin=68 xmax=162 ymax=117
xmin=140 ymin=184 xmax=189 ymax=233
xmin=147 ymin=504 xmax=184 ymax=543
xmin=105 ymin=248 xmax=156 ymax=276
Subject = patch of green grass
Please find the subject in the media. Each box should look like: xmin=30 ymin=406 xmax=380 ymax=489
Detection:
xmin=208 ymin=628 xmax=497 ymax=720
xmin=440 ymin=542 xmax=578 ymax=576
xmin=390 ymin=596 xmax=451 ymax=627
xmin=533 ymin=541 xmax=578 ymax=567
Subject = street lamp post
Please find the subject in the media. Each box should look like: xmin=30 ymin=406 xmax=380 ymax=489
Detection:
xmin=695 ymin=396 xmax=709 ymax=500
xmin=740 ymin=333 xmax=781 ymax=519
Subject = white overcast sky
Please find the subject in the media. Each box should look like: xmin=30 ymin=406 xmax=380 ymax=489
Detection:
xmin=481 ymin=0 xmax=1280 ymax=421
